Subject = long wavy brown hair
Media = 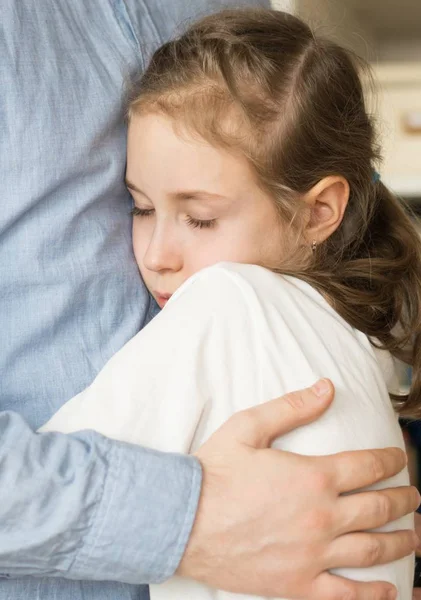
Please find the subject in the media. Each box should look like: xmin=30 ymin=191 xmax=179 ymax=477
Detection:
xmin=128 ymin=8 xmax=421 ymax=417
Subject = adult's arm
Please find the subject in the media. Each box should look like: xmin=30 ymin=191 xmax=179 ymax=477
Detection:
xmin=0 ymin=411 xmax=201 ymax=583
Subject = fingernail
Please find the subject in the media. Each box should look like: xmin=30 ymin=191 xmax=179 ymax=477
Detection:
xmin=311 ymin=379 xmax=330 ymax=397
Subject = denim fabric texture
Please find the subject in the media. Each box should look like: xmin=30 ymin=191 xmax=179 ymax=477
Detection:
xmin=0 ymin=0 xmax=267 ymax=598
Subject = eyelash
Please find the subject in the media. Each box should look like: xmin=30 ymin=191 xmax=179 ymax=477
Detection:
xmin=185 ymin=216 xmax=216 ymax=230
xmin=131 ymin=207 xmax=217 ymax=230
xmin=131 ymin=207 xmax=154 ymax=218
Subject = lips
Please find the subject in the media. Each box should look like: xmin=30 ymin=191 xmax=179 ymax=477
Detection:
xmin=154 ymin=292 xmax=172 ymax=309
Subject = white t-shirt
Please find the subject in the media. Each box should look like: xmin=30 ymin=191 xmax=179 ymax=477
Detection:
xmin=40 ymin=262 xmax=414 ymax=600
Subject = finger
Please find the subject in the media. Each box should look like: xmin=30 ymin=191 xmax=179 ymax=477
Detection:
xmin=326 ymin=447 xmax=408 ymax=493
xmin=235 ymin=379 xmax=334 ymax=447
xmin=312 ymin=571 xmax=397 ymax=600
xmin=325 ymin=530 xmax=418 ymax=570
xmin=336 ymin=486 xmax=421 ymax=535
xmin=413 ymin=588 xmax=421 ymax=600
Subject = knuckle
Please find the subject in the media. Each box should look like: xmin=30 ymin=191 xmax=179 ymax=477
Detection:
xmin=283 ymin=391 xmax=306 ymax=412
xmin=368 ymin=450 xmax=386 ymax=481
xmin=305 ymin=507 xmax=333 ymax=532
xmin=339 ymin=588 xmax=358 ymax=600
xmin=363 ymin=537 xmax=383 ymax=566
xmin=375 ymin=493 xmax=392 ymax=522
xmin=308 ymin=469 xmax=332 ymax=495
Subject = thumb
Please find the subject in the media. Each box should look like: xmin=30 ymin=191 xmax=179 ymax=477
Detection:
xmin=237 ymin=379 xmax=335 ymax=448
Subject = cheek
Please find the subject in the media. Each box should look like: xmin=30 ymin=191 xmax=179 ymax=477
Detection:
xmin=230 ymin=215 xmax=283 ymax=266
xmin=188 ymin=232 xmax=246 ymax=268
xmin=132 ymin=220 xmax=149 ymax=272
xmin=178 ymin=236 xmax=226 ymax=275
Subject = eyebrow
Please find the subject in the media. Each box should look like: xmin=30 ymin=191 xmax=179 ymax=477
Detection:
xmin=125 ymin=179 xmax=227 ymax=202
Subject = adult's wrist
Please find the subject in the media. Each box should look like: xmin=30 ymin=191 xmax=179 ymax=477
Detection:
xmin=71 ymin=439 xmax=202 ymax=584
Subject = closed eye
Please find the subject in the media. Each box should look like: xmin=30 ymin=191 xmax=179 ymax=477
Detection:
xmin=131 ymin=207 xmax=154 ymax=218
xmin=186 ymin=216 xmax=217 ymax=229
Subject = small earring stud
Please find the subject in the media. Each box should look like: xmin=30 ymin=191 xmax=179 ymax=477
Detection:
xmin=311 ymin=240 xmax=317 ymax=253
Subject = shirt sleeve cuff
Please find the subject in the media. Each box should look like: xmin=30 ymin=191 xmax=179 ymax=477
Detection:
xmin=70 ymin=438 xmax=202 ymax=584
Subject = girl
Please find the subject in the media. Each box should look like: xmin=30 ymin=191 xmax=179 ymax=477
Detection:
xmin=41 ymin=8 xmax=421 ymax=599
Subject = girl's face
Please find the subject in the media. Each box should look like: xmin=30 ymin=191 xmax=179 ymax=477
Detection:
xmin=126 ymin=113 xmax=284 ymax=308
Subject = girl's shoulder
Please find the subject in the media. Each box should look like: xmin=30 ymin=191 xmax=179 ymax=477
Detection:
xmin=165 ymin=262 xmax=368 ymax=359
xmin=170 ymin=261 xmax=303 ymax=299
xmin=169 ymin=262 xmax=335 ymax=322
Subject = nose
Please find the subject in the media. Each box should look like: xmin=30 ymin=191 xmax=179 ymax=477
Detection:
xmin=143 ymin=224 xmax=183 ymax=274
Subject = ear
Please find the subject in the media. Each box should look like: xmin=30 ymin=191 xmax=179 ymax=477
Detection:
xmin=303 ymin=176 xmax=350 ymax=244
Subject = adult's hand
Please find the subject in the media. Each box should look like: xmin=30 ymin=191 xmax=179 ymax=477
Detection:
xmin=177 ymin=379 xmax=420 ymax=600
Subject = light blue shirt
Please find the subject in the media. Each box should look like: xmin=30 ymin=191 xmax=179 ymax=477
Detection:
xmin=0 ymin=1 xmax=268 ymax=599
